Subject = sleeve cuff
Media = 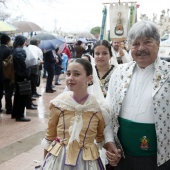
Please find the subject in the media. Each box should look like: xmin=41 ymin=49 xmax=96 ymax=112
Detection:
xmin=104 ymin=123 xmax=114 ymax=143
xmin=41 ymin=138 xmax=52 ymax=150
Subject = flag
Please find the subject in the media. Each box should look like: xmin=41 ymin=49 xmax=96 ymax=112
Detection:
xmin=108 ymin=30 xmax=111 ymax=41
xmin=129 ymin=3 xmax=137 ymax=29
xmin=100 ymin=6 xmax=107 ymax=40
xmin=109 ymin=3 xmax=129 ymax=40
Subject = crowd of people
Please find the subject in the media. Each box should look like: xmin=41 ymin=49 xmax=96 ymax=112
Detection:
xmin=1 ymin=20 xmax=170 ymax=170
xmin=0 ymin=35 xmax=43 ymax=121
xmin=0 ymin=34 xmax=69 ymax=121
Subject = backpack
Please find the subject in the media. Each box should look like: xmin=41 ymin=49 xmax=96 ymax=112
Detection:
xmin=2 ymin=54 xmax=15 ymax=84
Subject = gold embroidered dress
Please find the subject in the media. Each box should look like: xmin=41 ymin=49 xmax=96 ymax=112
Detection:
xmin=42 ymin=91 xmax=105 ymax=170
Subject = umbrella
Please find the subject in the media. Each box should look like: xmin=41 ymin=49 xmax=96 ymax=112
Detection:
xmin=77 ymin=32 xmax=95 ymax=39
xmin=33 ymin=33 xmax=56 ymax=40
xmin=78 ymin=38 xmax=87 ymax=43
xmin=0 ymin=21 xmax=18 ymax=32
xmin=12 ymin=21 xmax=42 ymax=32
xmin=31 ymin=33 xmax=66 ymax=52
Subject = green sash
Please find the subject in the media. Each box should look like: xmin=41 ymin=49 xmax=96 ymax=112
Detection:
xmin=118 ymin=117 xmax=157 ymax=156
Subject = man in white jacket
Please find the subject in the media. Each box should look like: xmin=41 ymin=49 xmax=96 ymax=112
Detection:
xmin=105 ymin=21 xmax=170 ymax=169
xmin=111 ymin=40 xmax=132 ymax=64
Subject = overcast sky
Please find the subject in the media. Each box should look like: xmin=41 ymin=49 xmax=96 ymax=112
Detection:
xmin=5 ymin=0 xmax=170 ymax=33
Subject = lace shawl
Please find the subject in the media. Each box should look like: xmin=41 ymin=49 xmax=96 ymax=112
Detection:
xmin=50 ymin=91 xmax=101 ymax=150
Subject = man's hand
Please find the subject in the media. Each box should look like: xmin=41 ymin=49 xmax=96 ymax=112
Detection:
xmin=56 ymin=58 xmax=59 ymax=63
xmin=105 ymin=142 xmax=121 ymax=166
xmin=119 ymin=48 xmax=124 ymax=57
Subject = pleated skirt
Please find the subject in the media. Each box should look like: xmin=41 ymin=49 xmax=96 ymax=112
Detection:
xmin=42 ymin=147 xmax=105 ymax=170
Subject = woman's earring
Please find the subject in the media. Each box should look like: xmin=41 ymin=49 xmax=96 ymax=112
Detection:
xmin=91 ymin=81 xmax=93 ymax=85
xmin=88 ymin=81 xmax=93 ymax=86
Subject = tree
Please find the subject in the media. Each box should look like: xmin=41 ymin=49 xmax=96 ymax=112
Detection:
xmin=90 ymin=26 xmax=100 ymax=40
xmin=90 ymin=26 xmax=100 ymax=35
xmin=0 ymin=0 xmax=6 ymax=3
xmin=0 ymin=0 xmax=10 ymax=21
xmin=0 ymin=0 xmax=58 ymax=22
xmin=0 ymin=10 xmax=10 ymax=21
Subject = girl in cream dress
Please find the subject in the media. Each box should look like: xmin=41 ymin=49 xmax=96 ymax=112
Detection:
xmin=41 ymin=58 xmax=109 ymax=170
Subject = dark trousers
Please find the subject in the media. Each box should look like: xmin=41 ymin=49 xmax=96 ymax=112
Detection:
xmin=37 ymin=69 xmax=41 ymax=87
xmin=114 ymin=154 xmax=170 ymax=170
xmin=12 ymin=75 xmax=29 ymax=119
xmin=30 ymin=74 xmax=38 ymax=95
xmin=43 ymin=63 xmax=47 ymax=77
xmin=0 ymin=80 xmax=3 ymax=110
xmin=106 ymin=164 xmax=115 ymax=170
xmin=46 ymin=64 xmax=55 ymax=91
xmin=26 ymin=95 xmax=33 ymax=108
xmin=4 ymin=79 xmax=15 ymax=113
xmin=12 ymin=84 xmax=28 ymax=119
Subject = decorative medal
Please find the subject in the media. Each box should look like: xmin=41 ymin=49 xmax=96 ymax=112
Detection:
xmin=140 ymin=136 xmax=149 ymax=150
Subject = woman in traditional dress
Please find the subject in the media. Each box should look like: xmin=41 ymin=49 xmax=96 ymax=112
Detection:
xmin=80 ymin=40 xmax=118 ymax=169
xmin=41 ymin=58 xmax=107 ymax=170
xmin=93 ymin=40 xmax=119 ymax=170
xmin=93 ymin=40 xmax=118 ymax=98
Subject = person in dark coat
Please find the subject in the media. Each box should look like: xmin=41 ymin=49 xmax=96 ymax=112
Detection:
xmin=85 ymin=44 xmax=93 ymax=56
xmin=53 ymin=46 xmax=63 ymax=85
xmin=75 ymin=40 xmax=85 ymax=58
xmin=0 ymin=34 xmax=14 ymax=114
xmin=12 ymin=35 xmax=31 ymax=122
xmin=43 ymin=49 xmax=56 ymax=93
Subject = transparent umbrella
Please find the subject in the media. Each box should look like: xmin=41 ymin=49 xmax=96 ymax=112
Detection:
xmin=12 ymin=21 xmax=42 ymax=32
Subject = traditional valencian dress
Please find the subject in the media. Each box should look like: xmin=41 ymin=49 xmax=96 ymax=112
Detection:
xmin=41 ymin=91 xmax=105 ymax=170
xmin=95 ymin=65 xmax=115 ymax=97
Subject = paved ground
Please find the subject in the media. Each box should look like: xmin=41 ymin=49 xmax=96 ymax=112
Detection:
xmin=0 ymin=75 xmax=66 ymax=170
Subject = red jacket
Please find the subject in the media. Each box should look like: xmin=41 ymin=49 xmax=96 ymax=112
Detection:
xmin=62 ymin=46 xmax=71 ymax=60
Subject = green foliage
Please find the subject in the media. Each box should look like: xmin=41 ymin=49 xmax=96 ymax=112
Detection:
xmin=90 ymin=26 xmax=100 ymax=35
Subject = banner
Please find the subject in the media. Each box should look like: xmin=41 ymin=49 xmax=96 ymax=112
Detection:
xmin=129 ymin=3 xmax=137 ymax=29
xmin=109 ymin=3 xmax=129 ymax=40
xmin=100 ymin=6 xmax=107 ymax=40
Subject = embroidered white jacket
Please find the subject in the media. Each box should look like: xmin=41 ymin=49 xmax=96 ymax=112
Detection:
xmin=106 ymin=58 xmax=170 ymax=166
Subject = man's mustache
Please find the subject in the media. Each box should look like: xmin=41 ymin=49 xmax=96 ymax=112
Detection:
xmin=136 ymin=50 xmax=150 ymax=56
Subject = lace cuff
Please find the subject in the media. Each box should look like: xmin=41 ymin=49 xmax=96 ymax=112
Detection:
xmin=104 ymin=122 xmax=114 ymax=143
xmin=41 ymin=138 xmax=52 ymax=150
xmin=95 ymin=140 xmax=105 ymax=150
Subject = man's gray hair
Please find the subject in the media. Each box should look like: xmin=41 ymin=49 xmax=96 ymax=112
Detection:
xmin=127 ymin=21 xmax=160 ymax=45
